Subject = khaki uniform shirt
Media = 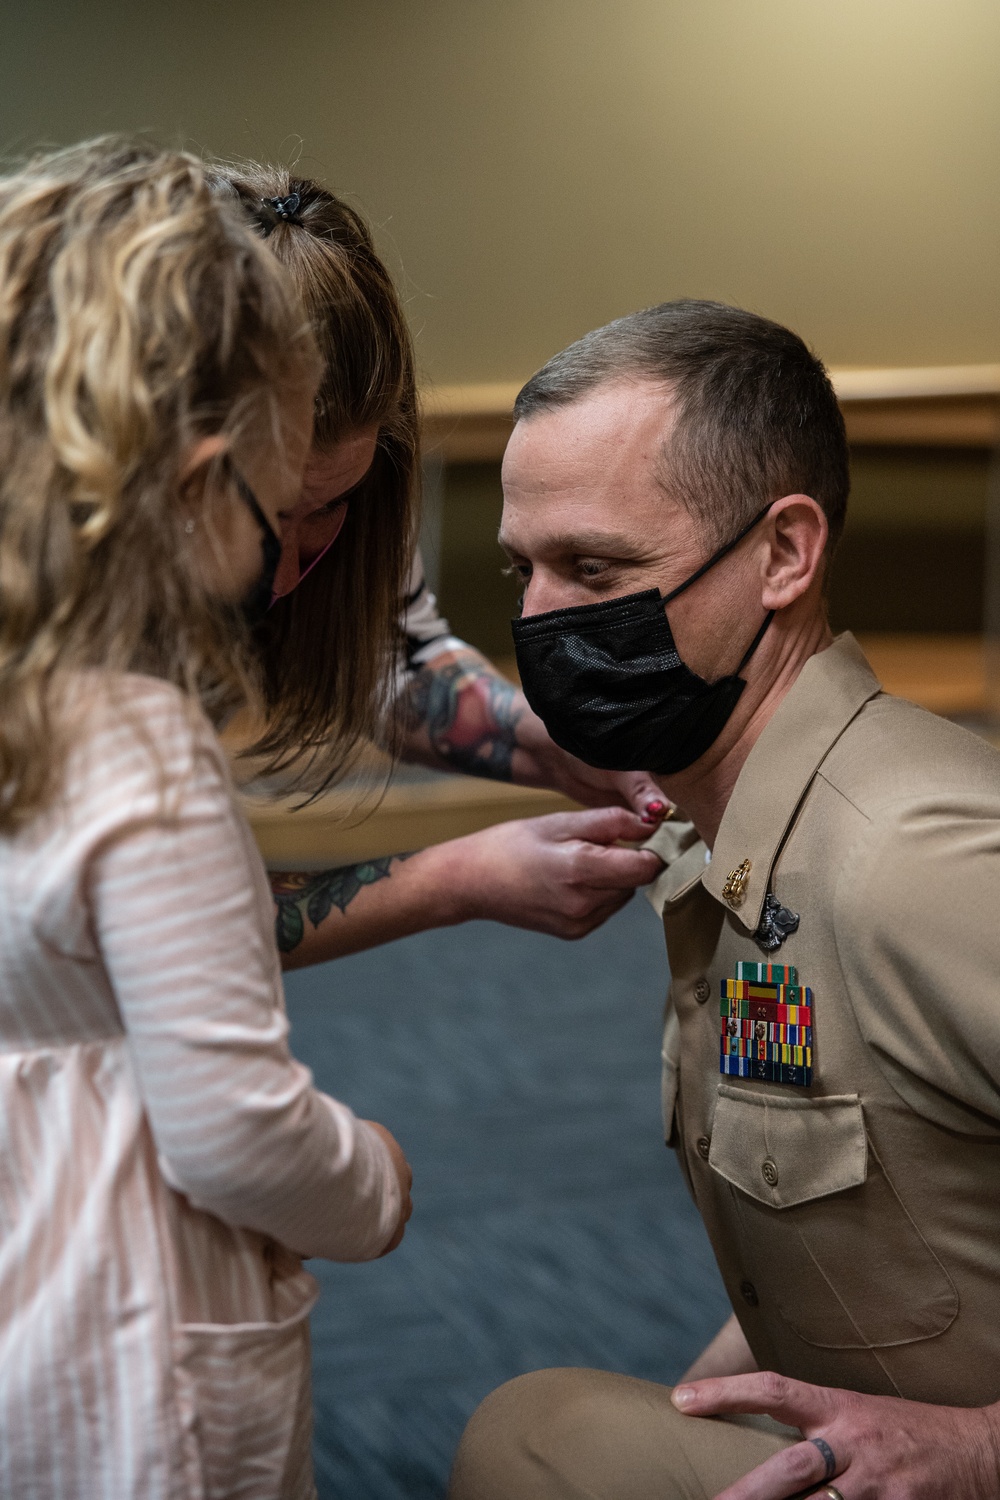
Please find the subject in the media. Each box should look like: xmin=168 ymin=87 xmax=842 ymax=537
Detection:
xmin=646 ymin=632 xmax=1000 ymax=1408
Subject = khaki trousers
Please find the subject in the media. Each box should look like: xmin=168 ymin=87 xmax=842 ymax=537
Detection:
xmin=449 ymin=1368 xmax=798 ymax=1500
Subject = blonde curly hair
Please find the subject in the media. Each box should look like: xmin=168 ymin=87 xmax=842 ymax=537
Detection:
xmin=0 ymin=137 xmax=320 ymax=830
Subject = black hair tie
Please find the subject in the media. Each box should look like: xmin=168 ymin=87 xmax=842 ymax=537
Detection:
xmin=260 ymin=192 xmax=304 ymax=228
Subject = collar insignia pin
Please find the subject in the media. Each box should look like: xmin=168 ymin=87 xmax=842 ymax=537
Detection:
xmin=722 ymin=859 xmax=752 ymax=907
xmin=754 ymin=893 xmax=800 ymax=953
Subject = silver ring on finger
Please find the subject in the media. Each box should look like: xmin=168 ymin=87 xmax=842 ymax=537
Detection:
xmin=817 ymin=1488 xmax=845 ymax=1500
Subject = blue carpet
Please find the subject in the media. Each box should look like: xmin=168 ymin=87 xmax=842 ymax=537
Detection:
xmin=283 ymin=894 xmax=731 ymax=1500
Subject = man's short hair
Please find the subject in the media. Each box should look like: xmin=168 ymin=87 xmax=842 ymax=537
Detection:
xmin=514 ymin=300 xmax=849 ymax=553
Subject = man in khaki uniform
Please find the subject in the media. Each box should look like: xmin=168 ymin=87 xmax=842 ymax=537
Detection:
xmin=448 ymin=302 xmax=1000 ymax=1499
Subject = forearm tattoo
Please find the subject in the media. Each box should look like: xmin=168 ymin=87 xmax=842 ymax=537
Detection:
xmin=406 ymin=657 xmax=522 ymax=781
xmin=271 ymin=855 xmax=412 ymax=954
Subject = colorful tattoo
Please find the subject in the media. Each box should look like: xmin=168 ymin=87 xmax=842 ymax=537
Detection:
xmin=407 ymin=656 xmax=522 ymax=780
xmin=271 ymin=856 xmax=410 ymax=954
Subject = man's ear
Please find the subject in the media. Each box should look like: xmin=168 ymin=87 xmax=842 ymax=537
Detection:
xmin=760 ymin=495 xmax=829 ymax=610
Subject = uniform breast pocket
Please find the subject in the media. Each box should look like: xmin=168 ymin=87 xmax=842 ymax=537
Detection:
xmin=709 ymin=1085 xmax=958 ymax=1349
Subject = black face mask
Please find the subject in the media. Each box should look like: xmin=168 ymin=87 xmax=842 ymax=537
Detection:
xmin=511 ymin=506 xmax=774 ymax=776
xmin=233 ymin=470 xmax=282 ymax=627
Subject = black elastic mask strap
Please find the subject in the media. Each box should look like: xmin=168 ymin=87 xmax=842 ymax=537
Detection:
xmin=662 ymin=503 xmax=774 ymax=605
xmin=736 ymin=609 xmax=775 ymax=674
xmin=233 ymin=469 xmax=279 ymax=547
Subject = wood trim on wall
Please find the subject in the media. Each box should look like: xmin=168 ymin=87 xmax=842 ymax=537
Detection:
xmin=420 ymin=365 xmax=1000 ymax=461
xmin=421 ymin=382 xmax=522 ymax=463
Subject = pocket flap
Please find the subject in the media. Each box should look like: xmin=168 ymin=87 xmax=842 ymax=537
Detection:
xmin=709 ymin=1085 xmax=867 ymax=1208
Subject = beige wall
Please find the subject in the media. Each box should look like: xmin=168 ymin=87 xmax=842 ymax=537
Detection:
xmin=2 ymin=0 xmax=998 ymax=384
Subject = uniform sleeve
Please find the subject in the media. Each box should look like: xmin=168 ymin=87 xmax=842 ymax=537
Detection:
xmin=834 ymin=792 xmax=1000 ymax=1133
xmin=84 ymin=689 xmax=401 ymax=1261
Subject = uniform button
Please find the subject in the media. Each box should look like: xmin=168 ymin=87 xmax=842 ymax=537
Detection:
xmin=693 ymin=978 xmax=711 ymax=1004
xmin=740 ymin=1280 xmax=759 ymax=1308
xmin=696 ymin=1135 xmax=711 ymax=1161
xmin=761 ymin=1158 xmax=779 ymax=1187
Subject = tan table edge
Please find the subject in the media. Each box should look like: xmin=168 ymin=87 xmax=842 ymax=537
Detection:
xmin=244 ymin=777 xmax=577 ymax=868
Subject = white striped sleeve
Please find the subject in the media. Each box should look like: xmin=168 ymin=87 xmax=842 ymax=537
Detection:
xmin=81 ymin=687 xmax=401 ymax=1263
xmin=398 ymin=548 xmax=466 ymax=674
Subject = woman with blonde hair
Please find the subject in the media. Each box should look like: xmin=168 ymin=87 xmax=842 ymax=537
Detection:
xmin=0 ymin=138 xmax=410 ymax=1497
xmin=211 ymin=163 xmax=666 ymax=964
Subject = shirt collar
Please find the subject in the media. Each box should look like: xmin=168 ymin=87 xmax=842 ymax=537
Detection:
xmin=643 ymin=817 xmax=708 ymax=915
xmin=701 ymin=632 xmax=881 ymax=932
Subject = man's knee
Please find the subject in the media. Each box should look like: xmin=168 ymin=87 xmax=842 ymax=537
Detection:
xmin=448 ymin=1366 xmax=695 ymax=1500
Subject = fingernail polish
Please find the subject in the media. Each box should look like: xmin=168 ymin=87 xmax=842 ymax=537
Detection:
xmin=672 ymin=1386 xmax=695 ymax=1410
xmin=645 ymin=800 xmax=666 ymax=817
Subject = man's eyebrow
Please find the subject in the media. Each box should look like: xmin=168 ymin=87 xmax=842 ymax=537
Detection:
xmin=497 ymin=529 xmax=649 ymax=559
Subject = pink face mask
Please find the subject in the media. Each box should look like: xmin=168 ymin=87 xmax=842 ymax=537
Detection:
xmin=269 ymin=501 xmax=350 ymax=606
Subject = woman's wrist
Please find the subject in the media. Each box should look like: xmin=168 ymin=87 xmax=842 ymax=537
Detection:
xmin=409 ymin=834 xmax=489 ymax=927
xmin=509 ymin=699 xmax=567 ymax=789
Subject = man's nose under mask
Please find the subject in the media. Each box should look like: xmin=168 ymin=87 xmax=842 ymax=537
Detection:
xmin=510 ymin=506 xmax=773 ymax=777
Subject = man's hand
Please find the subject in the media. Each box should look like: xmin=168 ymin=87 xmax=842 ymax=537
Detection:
xmin=671 ymin=1372 xmax=1000 ymax=1499
xmin=364 ymin=1120 xmax=413 ymax=1256
xmin=443 ymin=806 xmax=664 ymax=939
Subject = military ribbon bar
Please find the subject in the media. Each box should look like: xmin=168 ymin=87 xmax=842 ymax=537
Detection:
xmin=734 ymin=961 xmax=798 ymax=985
xmin=718 ymin=960 xmax=814 ymax=1087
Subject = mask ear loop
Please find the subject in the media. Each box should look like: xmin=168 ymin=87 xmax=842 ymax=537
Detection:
xmin=735 ymin=608 xmax=775 ymax=673
xmin=232 ymin=469 xmax=273 ymax=535
xmin=661 ymin=501 xmax=776 ymax=675
xmin=662 ymin=502 xmax=774 ymax=604
xmin=269 ymin=454 xmax=376 ymax=606
xmin=270 ymin=505 xmax=349 ymax=607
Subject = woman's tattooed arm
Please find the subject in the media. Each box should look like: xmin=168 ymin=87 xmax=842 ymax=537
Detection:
xmin=402 ymin=648 xmax=523 ymax=781
xmin=271 ymin=856 xmax=413 ymax=955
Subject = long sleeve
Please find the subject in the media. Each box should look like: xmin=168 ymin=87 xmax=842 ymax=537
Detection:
xmin=398 ymin=546 xmax=466 ymax=680
xmin=77 ymin=680 xmax=401 ymax=1262
xmin=835 ymin=787 xmax=1000 ymax=1135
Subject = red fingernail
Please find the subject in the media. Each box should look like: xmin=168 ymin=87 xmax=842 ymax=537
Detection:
xmin=644 ymin=800 xmax=666 ymax=820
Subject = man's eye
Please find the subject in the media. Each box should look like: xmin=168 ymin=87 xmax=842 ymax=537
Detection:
xmin=577 ymin=558 xmax=612 ymax=578
xmin=502 ymin=562 xmax=532 ymax=582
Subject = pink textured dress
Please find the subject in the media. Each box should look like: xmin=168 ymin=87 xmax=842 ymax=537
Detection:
xmin=0 ymin=677 xmax=400 ymax=1498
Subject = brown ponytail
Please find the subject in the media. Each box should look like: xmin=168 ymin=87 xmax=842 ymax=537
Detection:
xmin=211 ymin=161 xmax=418 ymax=794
